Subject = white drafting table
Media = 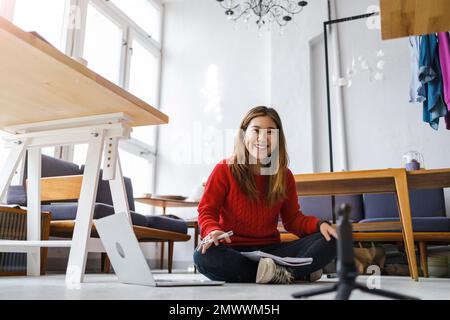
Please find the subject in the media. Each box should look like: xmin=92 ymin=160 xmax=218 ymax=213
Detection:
xmin=0 ymin=17 xmax=168 ymax=284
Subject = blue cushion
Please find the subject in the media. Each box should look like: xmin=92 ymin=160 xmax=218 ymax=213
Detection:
xmin=299 ymin=195 xmax=364 ymax=222
xmin=146 ymin=215 xmax=188 ymax=234
xmin=23 ymin=154 xmax=83 ymax=182
xmin=41 ymin=154 xmax=82 ymax=177
xmin=363 ymin=189 xmax=446 ymax=219
xmin=41 ymin=203 xmax=148 ymax=227
xmin=42 ymin=203 xmax=78 ymax=220
xmin=358 ymin=217 xmax=450 ymax=232
xmin=6 ymin=186 xmax=27 ymax=206
xmin=44 ymin=203 xmax=189 ymax=234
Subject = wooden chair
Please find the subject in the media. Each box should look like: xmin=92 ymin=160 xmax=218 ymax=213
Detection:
xmin=39 ymin=175 xmax=191 ymax=273
xmin=0 ymin=206 xmax=51 ymax=276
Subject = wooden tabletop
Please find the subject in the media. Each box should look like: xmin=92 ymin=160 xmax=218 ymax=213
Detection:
xmin=380 ymin=0 xmax=450 ymax=40
xmin=294 ymin=168 xmax=450 ymax=196
xmin=134 ymin=196 xmax=199 ymax=208
xmin=0 ymin=17 xmax=168 ymax=130
xmin=293 ymin=167 xmax=450 ymax=282
xmin=405 ymin=168 xmax=450 ymax=189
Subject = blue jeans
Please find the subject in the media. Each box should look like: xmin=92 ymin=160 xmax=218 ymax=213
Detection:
xmin=193 ymin=232 xmax=336 ymax=283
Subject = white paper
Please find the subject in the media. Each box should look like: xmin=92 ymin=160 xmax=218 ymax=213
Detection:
xmin=240 ymin=250 xmax=313 ymax=267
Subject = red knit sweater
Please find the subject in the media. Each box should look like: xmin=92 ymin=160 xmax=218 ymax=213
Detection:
xmin=198 ymin=160 xmax=320 ymax=247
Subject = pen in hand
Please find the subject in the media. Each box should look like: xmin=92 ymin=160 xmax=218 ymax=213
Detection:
xmin=201 ymin=231 xmax=233 ymax=245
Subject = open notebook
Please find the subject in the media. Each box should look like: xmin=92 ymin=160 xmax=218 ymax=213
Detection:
xmin=241 ymin=251 xmax=313 ymax=267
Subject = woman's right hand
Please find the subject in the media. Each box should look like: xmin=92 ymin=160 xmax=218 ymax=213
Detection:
xmin=197 ymin=230 xmax=232 ymax=254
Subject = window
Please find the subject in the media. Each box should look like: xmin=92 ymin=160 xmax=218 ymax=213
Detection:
xmin=83 ymin=3 xmax=123 ymax=85
xmin=0 ymin=130 xmax=11 ymax=170
xmin=120 ymin=150 xmax=154 ymax=195
xmin=73 ymin=144 xmax=88 ymax=167
xmin=41 ymin=147 xmax=56 ymax=157
xmin=128 ymin=36 xmax=160 ymax=146
xmin=0 ymin=0 xmax=14 ymax=19
xmin=12 ymin=0 xmax=68 ymax=50
xmin=129 ymin=37 xmax=159 ymax=107
xmin=110 ymin=0 xmax=162 ymax=42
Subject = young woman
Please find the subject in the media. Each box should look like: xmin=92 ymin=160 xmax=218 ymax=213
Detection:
xmin=193 ymin=106 xmax=337 ymax=284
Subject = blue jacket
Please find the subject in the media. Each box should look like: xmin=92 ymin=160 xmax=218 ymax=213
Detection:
xmin=418 ymin=34 xmax=448 ymax=130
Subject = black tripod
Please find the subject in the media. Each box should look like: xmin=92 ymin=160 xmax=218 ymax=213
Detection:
xmin=292 ymin=204 xmax=419 ymax=300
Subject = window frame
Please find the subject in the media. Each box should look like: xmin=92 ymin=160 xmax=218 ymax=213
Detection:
xmin=76 ymin=0 xmax=163 ymax=194
xmin=127 ymin=27 xmax=162 ymax=110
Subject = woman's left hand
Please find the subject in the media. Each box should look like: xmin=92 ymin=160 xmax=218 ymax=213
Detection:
xmin=319 ymin=223 xmax=338 ymax=241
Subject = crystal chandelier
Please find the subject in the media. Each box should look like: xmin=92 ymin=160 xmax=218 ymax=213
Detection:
xmin=216 ymin=0 xmax=308 ymax=29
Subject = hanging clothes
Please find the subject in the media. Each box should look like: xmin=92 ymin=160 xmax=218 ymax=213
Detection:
xmin=418 ymin=33 xmax=448 ymax=130
xmin=437 ymin=32 xmax=450 ymax=130
xmin=409 ymin=36 xmax=425 ymax=103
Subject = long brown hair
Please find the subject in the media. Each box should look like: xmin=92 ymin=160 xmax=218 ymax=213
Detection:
xmin=228 ymin=106 xmax=289 ymax=206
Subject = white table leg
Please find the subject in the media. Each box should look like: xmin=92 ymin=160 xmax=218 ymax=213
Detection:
xmin=103 ymin=137 xmax=118 ymax=181
xmin=26 ymin=148 xmax=41 ymax=276
xmin=65 ymin=131 xmax=105 ymax=285
xmin=103 ymin=138 xmax=129 ymax=216
xmin=108 ymin=152 xmax=131 ymax=222
xmin=0 ymin=140 xmax=28 ymax=202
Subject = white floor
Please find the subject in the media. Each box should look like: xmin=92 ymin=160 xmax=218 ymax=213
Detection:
xmin=0 ymin=271 xmax=449 ymax=300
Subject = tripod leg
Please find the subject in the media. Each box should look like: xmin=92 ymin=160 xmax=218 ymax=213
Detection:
xmin=335 ymin=283 xmax=354 ymax=300
xmin=355 ymin=284 xmax=419 ymax=300
xmin=292 ymin=284 xmax=337 ymax=299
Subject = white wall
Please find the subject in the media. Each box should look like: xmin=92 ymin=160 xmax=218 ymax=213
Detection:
xmin=155 ymin=0 xmax=450 ymax=269
xmin=154 ymin=0 xmax=271 ymax=269
xmin=333 ymin=0 xmax=450 ymax=214
xmin=270 ymin=0 xmax=329 ymax=173
xmin=273 ymin=0 xmax=450 ymax=213
xmin=335 ymin=1 xmax=449 ymax=169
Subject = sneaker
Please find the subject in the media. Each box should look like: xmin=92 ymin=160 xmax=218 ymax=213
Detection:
xmin=256 ymin=258 xmax=294 ymax=284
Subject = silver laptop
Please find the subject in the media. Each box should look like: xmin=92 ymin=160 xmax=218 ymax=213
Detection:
xmin=95 ymin=212 xmax=225 ymax=287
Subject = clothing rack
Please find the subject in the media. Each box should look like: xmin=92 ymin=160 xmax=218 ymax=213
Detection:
xmin=323 ymin=11 xmax=379 ymax=223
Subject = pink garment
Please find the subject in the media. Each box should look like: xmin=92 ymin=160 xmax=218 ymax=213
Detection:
xmin=438 ymin=32 xmax=450 ymax=129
